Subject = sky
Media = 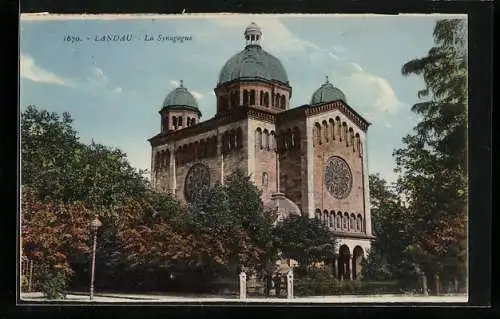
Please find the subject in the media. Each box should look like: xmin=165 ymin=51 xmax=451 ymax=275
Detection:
xmin=19 ymin=13 xmax=466 ymax=185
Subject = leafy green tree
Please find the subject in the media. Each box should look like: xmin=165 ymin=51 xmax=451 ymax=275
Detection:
xmin=362 ymin=174 xmax=414 ymax=285
xmin=186 ymin=170 xmax=275 ymax=278
xmin=21 ymin=105 xmax=150 ymax=210
xmin=273 ymin=215 xmax=336 ymax=269
xmin=20 ymin=105 xmax=178 ymax=292
xmin=21 ymin=186 xmax=92 ymax=298
xmin=394 ymin=18 xmax=467 ymax=293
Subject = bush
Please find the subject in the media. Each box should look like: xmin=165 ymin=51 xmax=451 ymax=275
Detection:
xmin=40 ymin=271 xmax=68 ymax=299
xmin=294 ymin=267 xmax=407 ymax=296
xmin=294 ymin=268 xmax=341 ymax=296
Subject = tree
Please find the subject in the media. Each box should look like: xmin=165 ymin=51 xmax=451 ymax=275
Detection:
xmin=186 ymin=170 xmax=275 ymax=278
xmin=21 ymin=186 xmax=92 ymax=298
xmin=394 ymin=18 xmax=467 ymax=293
xmin=362 ymin=174 xmax=414 ymax=285
xmin=21 ymin=105 xmax=150 ymax=210
xmin=273 ymin=215 xmax=336 ymax=268
xmin=20 ymin=105 xmax=170 ymax=293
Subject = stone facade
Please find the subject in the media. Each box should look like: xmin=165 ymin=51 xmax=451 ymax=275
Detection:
xmin=148 ymin=22 xmax=374 ymax=281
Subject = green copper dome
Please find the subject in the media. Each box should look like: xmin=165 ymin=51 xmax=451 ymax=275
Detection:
xmin=311 ymin=76 xmax=347 ymax=104
xmin=218 ymin=22 xmax=289 ymax=85
xmin=163 ymin=80 xmax=199 ymax=109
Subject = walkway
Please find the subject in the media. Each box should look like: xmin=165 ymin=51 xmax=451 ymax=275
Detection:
xmin=20 ymin=292 xmax=468 ymax=303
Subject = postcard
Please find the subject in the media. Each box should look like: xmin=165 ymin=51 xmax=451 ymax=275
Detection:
xmin=19 ymin=13 xmax=468 ymax=304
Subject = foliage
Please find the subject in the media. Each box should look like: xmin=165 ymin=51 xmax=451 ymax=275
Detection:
xmin=185 ymin=170 xmax=276 ymax=278
xmin=362 ymin=174 xmax=412 ymax=281
xmin=294 ymin=268 xmax=341 ymax=296
xmin=273 ymin=215 xmax=336 ymax=267
xmin=20 ymin=105 xmax=161 ymax=292
xmin=21 ymin=105 xmax=150 ymax=210
xmin=39 ymin=270 xmax=69 ymax=300
xmin=394 ymin=18 xmax=468 ymax=292
xmin=21 ymin=186 xmax=92 ymax=297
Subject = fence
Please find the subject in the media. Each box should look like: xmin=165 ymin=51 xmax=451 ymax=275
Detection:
xmin=21 ymin=256 xmax=34 ymax=293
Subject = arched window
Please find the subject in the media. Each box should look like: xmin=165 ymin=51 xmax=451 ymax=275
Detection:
xmin=343 ymin=123 xmax=348 ymax=146
xmin=336 ymin=117 xmax=342 ymax=140
xmin=313 ymin=125 xmax=318 ymax=147
xmin=229 ymin=131 xmax=235 ymax=152
xmin=189 ymin=143 xmax=194 ymax=162
xmin=329 ymin=118 xmax=335 ymax=140
xmin=322 ymin=120 xmax=328 ymax=143
xmin=250 ymin=90 xmax=256 ymax=105
xmin=349 ymin=128 xmax=355 ymax=152
xmin=323 ymin=210 xmax=329 ymax=225
xmin=336 ymin=213 xmax=342 ymax=230
xmin=355 ymin=133 xmax=361 ymax=155
xmin=315 ymin=209 xmax=321 ymax=220
xmin=255 ymin=128 xmax=262 ymax=149
xmin=243 ymin=90 xmax=249 ymax=106
xmin=260 ymin=91 xmax=264 ymax=105
xmin=199 ymin=139 xmax=206 ymax=158
xmin=194 ymin=141 xmax=200 ymax=160
xmin=191 ymin=118 xmax=196 ymax=126
xmin=262 ymin=172 xmax=269 ymax=187
xmin=178 ymin=117 xmax=184 ymax=127
xmin=280 ymin=95 xmax=286 ymax=109
xmin=164 ymin=150 xmax=170 ymax=167
xmin=235 ymin=128 xmax=242 ymax=149
xmin=155 ymin=152 xmax=161 ymax=170
xmin=173 ymin=116 xmax=178 ymax=129
xmin=287 ymin=129 xmax=293 ymax=149
xmin=263 ymin=129 xmax=269 ymax=150
xmin=350 ymin=214 xmax=356 ymax=231
xmin=270 ymin=131 xmax=276 ymax=151
xmin=329 ymin=211 xmax=335 ymax=228
xmin=343 ymin=213 xmax=349 ymax=230
xmin=292 ymin=127 xmax=300 ymax=149
xmin=187 ymin=117 xmax=191 ymax=127
xmin=315 ymin=123 xmax=322 ymax=145
xmin=357 ymin=214 xmax=363 ymax=232
xmin=264 ymin=92 xmax=269 ymax=106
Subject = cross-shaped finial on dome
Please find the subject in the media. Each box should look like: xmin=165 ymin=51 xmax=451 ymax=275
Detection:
xmin=180 ymin=80 xmax=184 ymax=87
xmin=325 ymin=75 xmax=329 ymax=83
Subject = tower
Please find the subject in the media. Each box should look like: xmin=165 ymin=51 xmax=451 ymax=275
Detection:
xmin=159 ymin=80 xmax=201 ymax=133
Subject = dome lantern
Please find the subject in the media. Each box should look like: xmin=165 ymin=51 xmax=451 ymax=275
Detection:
xmin=217 ymin=23 xmax=289 ymax=85
xmin=244 ymin=22 xmax=262 ymax=47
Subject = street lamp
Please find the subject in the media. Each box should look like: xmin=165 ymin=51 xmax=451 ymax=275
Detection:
xmin=89 ymin=214 xmax=102 ymax=301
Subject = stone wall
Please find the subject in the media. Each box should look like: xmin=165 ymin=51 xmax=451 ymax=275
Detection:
xmin=152 ymin=119 xmax=248 ymax=203
xmin=307 ymin=109 xmax=369 ymax=236
xmin=276 ymin=117 xmax=307 ymax=213
xmin=248 ymin=118 xmax=278 ymax=203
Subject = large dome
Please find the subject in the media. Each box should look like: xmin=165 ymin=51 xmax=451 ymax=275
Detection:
xmin=311 ymin=76 xmax=347 ymax=104
xmin=163 ymin=80 xmax=199 ymax=111
xmin=218 ymin=22 xmax=289 ymax=85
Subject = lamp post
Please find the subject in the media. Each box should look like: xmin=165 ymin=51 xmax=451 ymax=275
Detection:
xmin=89 ymin=215 xmax=102 ymax=301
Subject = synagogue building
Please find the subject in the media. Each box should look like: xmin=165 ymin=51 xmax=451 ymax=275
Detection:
xmin=149 ymin=22 xmax=374 ymax=280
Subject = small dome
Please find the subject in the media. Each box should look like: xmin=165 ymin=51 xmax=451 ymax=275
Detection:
xmin=218 ymin=23 xmax=289 ymax=85
xmin=163 ymin=80 xmax=199 ymax=109
xmin=311 ymin=76 xmax=347 ymax=104
xmin=264 ymin=192 xmax=302 ymax=224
